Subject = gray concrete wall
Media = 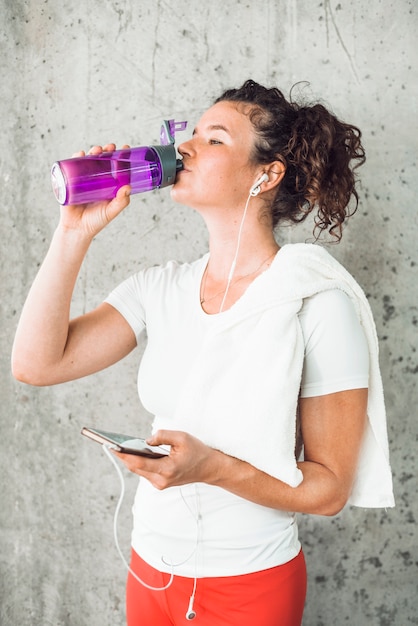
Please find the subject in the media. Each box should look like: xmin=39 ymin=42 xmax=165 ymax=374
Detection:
xmin=1 ymin=1 xmax=417 ymax=624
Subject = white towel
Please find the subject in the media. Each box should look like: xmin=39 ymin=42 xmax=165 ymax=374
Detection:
xmin=173 ymin=243 xmax=395 ymax=509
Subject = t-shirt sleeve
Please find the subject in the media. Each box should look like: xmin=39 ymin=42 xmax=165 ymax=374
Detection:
xmin=299 ymin=289 xmax=369 ymax=398
xmin=104 ymin=272 xmax=147 ymax=342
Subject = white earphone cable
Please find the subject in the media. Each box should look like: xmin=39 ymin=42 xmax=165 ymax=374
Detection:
xmin=101 ymin=444 xmax=175 ymax=591
xmin=219 ymin=190 xmax=253 ymax=313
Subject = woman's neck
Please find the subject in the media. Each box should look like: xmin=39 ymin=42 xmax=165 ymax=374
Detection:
xmin=205 ymin=229 xmax=279 ymax=280
xmin=200 ymin=220 xmax=279 ymax=313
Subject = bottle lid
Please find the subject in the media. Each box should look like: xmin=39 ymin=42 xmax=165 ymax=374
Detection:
xmin=151 ymin=144 xmax=178 ymax=188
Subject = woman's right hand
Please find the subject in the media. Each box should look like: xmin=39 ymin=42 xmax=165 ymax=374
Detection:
xmin=59 ymin=143 xmax=131 ymax=239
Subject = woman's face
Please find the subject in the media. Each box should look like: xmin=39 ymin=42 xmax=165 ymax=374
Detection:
xmin=171 ymin=101 xmax=261 ymax=215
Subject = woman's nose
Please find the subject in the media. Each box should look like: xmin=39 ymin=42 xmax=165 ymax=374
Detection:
xmin=177 ymin=139 xmax=193 ymax=158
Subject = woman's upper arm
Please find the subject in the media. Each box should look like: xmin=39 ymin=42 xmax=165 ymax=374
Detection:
xmin=43 ymin=302 xmax=137 ymax=385
xmin=299 ymin=388 xmax=368 ymax=510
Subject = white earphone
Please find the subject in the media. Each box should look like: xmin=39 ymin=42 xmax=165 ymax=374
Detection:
xmin=249 ymin=173 xmax=269 ymax=196
xmin=186 ymin=594 xmax=197 ymax=620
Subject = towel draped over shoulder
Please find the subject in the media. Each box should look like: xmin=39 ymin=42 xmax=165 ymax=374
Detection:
xmin=173 ymin=244 xmax=395 ymax=509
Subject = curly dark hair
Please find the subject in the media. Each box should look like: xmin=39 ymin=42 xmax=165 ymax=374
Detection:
xmin=215 ymin=80 xmax=366 ymax=240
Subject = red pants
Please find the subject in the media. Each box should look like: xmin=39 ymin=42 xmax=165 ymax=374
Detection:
xmin=126 ymin=549 xmax=307 ymax=626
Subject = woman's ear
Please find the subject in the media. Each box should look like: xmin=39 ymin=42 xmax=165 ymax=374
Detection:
xmin=264 ymin=160 xmax=286 ymax=190
xmin=250 ymin=161 xmax=286 ymax=196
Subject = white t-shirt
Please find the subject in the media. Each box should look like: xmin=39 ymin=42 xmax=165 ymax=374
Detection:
xmin=105 ymin=254 xmax=369 ymax=577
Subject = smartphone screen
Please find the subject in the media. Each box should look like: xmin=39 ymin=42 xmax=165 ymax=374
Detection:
xmin=81 ymin=427 xmax=169 ymax=458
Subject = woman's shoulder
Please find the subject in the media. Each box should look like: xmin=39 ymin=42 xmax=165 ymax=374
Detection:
xmin=299 ymin=288 xmax=361 ymax=339
xmin=300 ymin=288 xmax=355 ymax=316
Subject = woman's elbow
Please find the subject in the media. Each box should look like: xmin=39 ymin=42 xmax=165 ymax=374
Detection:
xmin=315 ymin=489 xmax=350 ymax=517
xmin=11 ymin=356 xmax=48 ymax=387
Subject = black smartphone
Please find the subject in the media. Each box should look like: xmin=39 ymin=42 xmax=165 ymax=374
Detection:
xmin=81 ymin=427 xmax=169 ymax=458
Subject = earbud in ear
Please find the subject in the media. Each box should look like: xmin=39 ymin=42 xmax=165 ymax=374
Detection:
xmin=249 ymin=173 xmax=269 ymax=197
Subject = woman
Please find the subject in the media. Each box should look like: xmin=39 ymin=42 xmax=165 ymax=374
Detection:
xmin=12 ymin=80 xmax=394 ymax=625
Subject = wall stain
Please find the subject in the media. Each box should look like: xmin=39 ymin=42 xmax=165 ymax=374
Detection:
xmin=382 ymin=294 xmax=396 ymax=322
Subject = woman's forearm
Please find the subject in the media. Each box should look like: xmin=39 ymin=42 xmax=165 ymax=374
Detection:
xmin=11 ymin=225 xmax=93 ymax=384
xmin=209 ymin=451 xmax=347 ymax=517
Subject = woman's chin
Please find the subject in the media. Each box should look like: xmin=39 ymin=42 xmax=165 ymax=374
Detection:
xmin=170 ymin=183 xmax=191 ymax=206
xmin=170 ymin=185 xmax=182 ymax=203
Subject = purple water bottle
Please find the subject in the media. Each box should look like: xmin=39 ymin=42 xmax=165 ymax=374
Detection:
xmin=51 ymin=120 xmax=187 ymax=205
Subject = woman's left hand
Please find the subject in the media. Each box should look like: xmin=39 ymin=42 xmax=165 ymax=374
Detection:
xmin=112 ymin=430 xmax=221 ymax=490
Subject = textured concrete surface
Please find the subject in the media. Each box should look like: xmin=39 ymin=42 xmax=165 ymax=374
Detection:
xmin=1 ymin=1 xmax=417 ymax=624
